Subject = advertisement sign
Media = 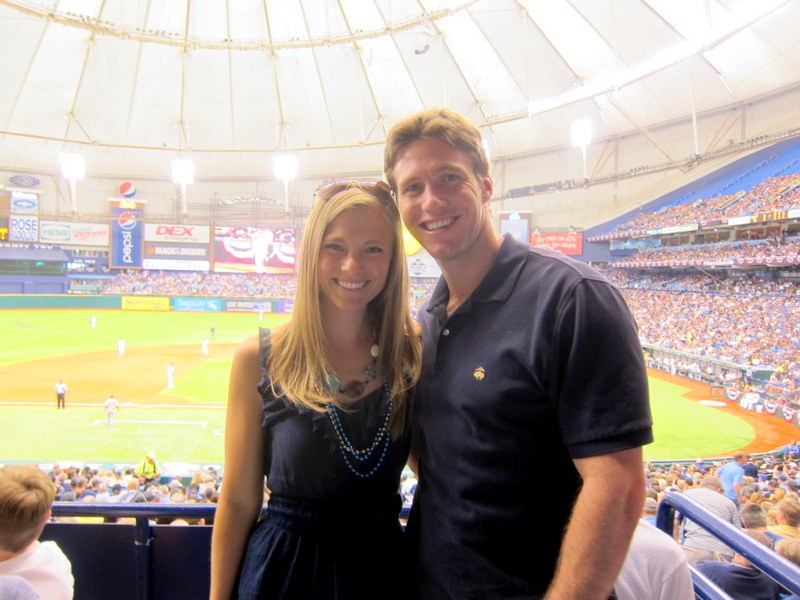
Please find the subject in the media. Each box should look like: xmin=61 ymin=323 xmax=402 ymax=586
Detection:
xmin=109 ymin=200 xmax=144 ymax=269
xmin=213 ymin=226 xmax=295 ymax=274
xmin=225 ymin=299 xmax=277 ymax=313
xmin=10 ymin=190 xmax=38 ymax=214
xmin=143 ymin=223 xmax=211 ymax=271
xmin=530 ymin=231 xmax=584 ymax=256
xmin=145 ymin=223 xmax=210 ymax=244
xmin=173 ymin=297 xmax=223 ymax=312
xmin=40 ymin=221 xmax=110 ymax=247
xmin=9 ymin=215 xmax=38 ymax=242
xmin=120 ymin=296 xmax=170 ymax=311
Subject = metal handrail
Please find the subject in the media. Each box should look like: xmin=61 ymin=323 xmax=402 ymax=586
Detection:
xmin=657 ymin=492 xmax=800 ymax=597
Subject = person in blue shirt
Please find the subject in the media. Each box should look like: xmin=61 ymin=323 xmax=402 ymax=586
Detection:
xmin=718 ymin=451 xmax=749 ymax=504
xmin=697 ymin=530 xmax=783 ymax=600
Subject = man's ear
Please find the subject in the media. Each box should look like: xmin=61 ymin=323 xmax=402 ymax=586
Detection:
xmin=481 ymin=174 xmax=494 ymax=205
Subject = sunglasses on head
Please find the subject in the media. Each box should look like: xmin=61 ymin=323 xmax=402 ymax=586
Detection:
xmin=313 ymin=178 xmax=394 ymax=204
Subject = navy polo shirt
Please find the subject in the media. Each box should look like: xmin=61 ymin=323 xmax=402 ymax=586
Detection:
xmin=406 ymin=235 xmax=653 ymax=599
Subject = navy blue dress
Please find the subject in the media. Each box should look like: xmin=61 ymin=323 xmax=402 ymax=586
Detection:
xmin=236 ymin=330 xmax=411 ymax=600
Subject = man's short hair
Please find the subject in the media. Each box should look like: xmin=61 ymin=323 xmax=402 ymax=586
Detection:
xmin=700 ymin=476 xmax=723 ymax=489
xmin=740 ymin=503 xmax=768 ymax=529
xmin=0 ymin=465 xmax=54 ymax=553
xmin=779 ymin=498 xmax=800 ymax=527
xmin=643 ymin=497 xmax=658 ymax=514
xmin=383 ymin=107 xmax=489 ymax=188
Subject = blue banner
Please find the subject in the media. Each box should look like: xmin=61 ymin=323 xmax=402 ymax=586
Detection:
xmin=110 ymin=200 xmax=144 ymax=268
xmin=173 ymin=297 xmax=223 ymax=312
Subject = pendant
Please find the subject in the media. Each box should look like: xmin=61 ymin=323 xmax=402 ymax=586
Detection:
xmin=339 ymin=380 xmax=365 ymax=398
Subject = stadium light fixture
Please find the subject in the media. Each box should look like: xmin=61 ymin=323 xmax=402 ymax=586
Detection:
xmin=273 ymin=153 xmax=298 ymax=212
xmin=571 ymin=118 xmax=592 ymax=181
xmin=172 ymin=157 xmax=195 ymax=216
xmin=60 ymin=152 xmax=85 ymax=214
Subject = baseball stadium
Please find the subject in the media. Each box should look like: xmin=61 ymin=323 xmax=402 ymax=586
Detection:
xmin=1 ymin=1 xmax=800 ymax=598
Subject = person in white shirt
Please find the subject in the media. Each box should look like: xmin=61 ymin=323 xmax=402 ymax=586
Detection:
xmin=615 ymin=519 xmax=695 ymax=600
xmin=0 ymin=465 xmax=74 ymax=600
xmin=104 ymin=394 xmax=120 ymax=427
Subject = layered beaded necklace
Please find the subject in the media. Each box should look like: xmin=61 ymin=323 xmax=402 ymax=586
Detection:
xmin=325 ymin=342 xmax=380 ymax=399
xmin=327 ymin=379 xmax=392 ymax=478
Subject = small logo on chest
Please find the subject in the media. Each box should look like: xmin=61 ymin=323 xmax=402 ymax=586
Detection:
xmin=473 ymin=366 xmax=486 ymax=381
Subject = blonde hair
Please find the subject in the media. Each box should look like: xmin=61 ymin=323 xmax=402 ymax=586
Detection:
xmin=0 ymin=465 xmax=54 ymax=553
xmin=268 ymin=184 xmax=421 ymax=436
xmin=777 ymin=538 xmax=800 ymax=566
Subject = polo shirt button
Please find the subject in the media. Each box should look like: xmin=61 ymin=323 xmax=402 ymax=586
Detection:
xmin=442 ymin=328 xmax=450 ymax=336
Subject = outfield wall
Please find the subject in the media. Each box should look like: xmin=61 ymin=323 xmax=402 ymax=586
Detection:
xmin=0 ymin=294 xmax=293 ymax=313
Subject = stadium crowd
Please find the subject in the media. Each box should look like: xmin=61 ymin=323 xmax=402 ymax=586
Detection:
xmin=605 ymin=171 xmax=800 ymax=237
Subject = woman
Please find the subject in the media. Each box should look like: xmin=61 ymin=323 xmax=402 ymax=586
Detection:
xmin=210 ymin=178 xmax=421 ymax=599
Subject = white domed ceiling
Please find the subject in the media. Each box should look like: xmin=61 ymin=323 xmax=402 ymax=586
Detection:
xmin=0 ymin=0 xmax=798 ymax=183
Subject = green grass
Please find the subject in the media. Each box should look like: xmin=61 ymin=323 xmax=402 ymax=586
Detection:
xmin=646 ymin=376 xmax=755 ymax=460
xmin=0 ymin=308 xmax=779 ymax=470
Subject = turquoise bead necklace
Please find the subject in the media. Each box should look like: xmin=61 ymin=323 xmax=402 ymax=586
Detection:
xmin=325 ymin=343 xmax=380 ymax=398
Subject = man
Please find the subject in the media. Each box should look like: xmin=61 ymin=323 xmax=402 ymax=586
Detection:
xmin=614 ymin=520 xmax=695 ymax=600
xmin=740 ymin=502 xmax=783 ymax=547
xmin=717 ymin=451 xmax=748 ymax=504
xmin=54 ymin=380 xmax=67 ymax=409
xmin=696 ymin=530 xmax=783 ymax=599
xmin=769 ymin=497 xmax=800 ymax=540
xmin=384 ymin=107 xmax=653 ymax=599
xmin=103 ymin=394 xmax=119 ymax=427
xmin=675 ymin=475 xmax=742 ymax=564
xmin=134 ymin=451 xmax=161 ymax=486
xmin=642 ymin=496 xmax=659 ymax=527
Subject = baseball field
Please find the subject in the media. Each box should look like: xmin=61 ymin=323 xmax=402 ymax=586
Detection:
xmin=0 ymin=308 xmax=796 ymax=474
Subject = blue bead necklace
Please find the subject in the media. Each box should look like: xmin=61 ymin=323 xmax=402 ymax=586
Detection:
xmin=327 ymin=379 xmax=392 ymax=478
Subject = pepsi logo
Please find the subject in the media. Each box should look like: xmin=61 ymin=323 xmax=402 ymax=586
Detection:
xmin=119 ymin=181 xmax=136 ymax=198
xmin=118 ymin=212 xmax=137 ymax=230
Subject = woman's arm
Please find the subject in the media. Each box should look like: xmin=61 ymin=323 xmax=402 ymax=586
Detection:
xmin=210 ymin=334 xmax=269 ymax=600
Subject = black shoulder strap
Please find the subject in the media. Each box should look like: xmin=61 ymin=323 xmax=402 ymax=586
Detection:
xmin=258 ymin=327 xmax=272 ymax=367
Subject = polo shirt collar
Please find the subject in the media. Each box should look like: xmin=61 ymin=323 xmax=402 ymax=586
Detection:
xmin=426 ymin=234 xmax=527 ymax=315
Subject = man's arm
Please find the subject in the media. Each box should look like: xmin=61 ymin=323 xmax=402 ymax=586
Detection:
xmin=545 ymin=447 xmax=645 ymax=600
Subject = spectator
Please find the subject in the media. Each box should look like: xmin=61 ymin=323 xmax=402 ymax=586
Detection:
xmin=696 ymin=530 xmax=783 ymax=600
xmin=614 ymin=520 xmax=695 ymax=600
xmin=769 ymin=498 xmax=800 ymax=540
xmin=119 ymin=479 xmax=146 ymax=504
xmin=740 ymin=503 xmax=783 ymax=548
xmin=0 ymin=465 xmax=74 ymax=599
xmin=210 ymin=177 xmax=421 ymax=599
xmin=642 ymin=497 xmax=659 ymax=527
xmin=718 ymin=452 xmax=748 ymax=504
xmin=384 ymin=106 xmax=652 ymax=599
xmin=675 ymin=475 xmax=742 ymax=564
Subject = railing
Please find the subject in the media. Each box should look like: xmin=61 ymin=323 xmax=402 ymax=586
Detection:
xmin=47 ymin=503 xmax=218 ymax=600
xmin=657 ymin=492 xmax=800 ymax=599
xmin=47 ymin=498 xmax=800 ymax=600
xmin=46 ymin=502 xmax=411 ymax=600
